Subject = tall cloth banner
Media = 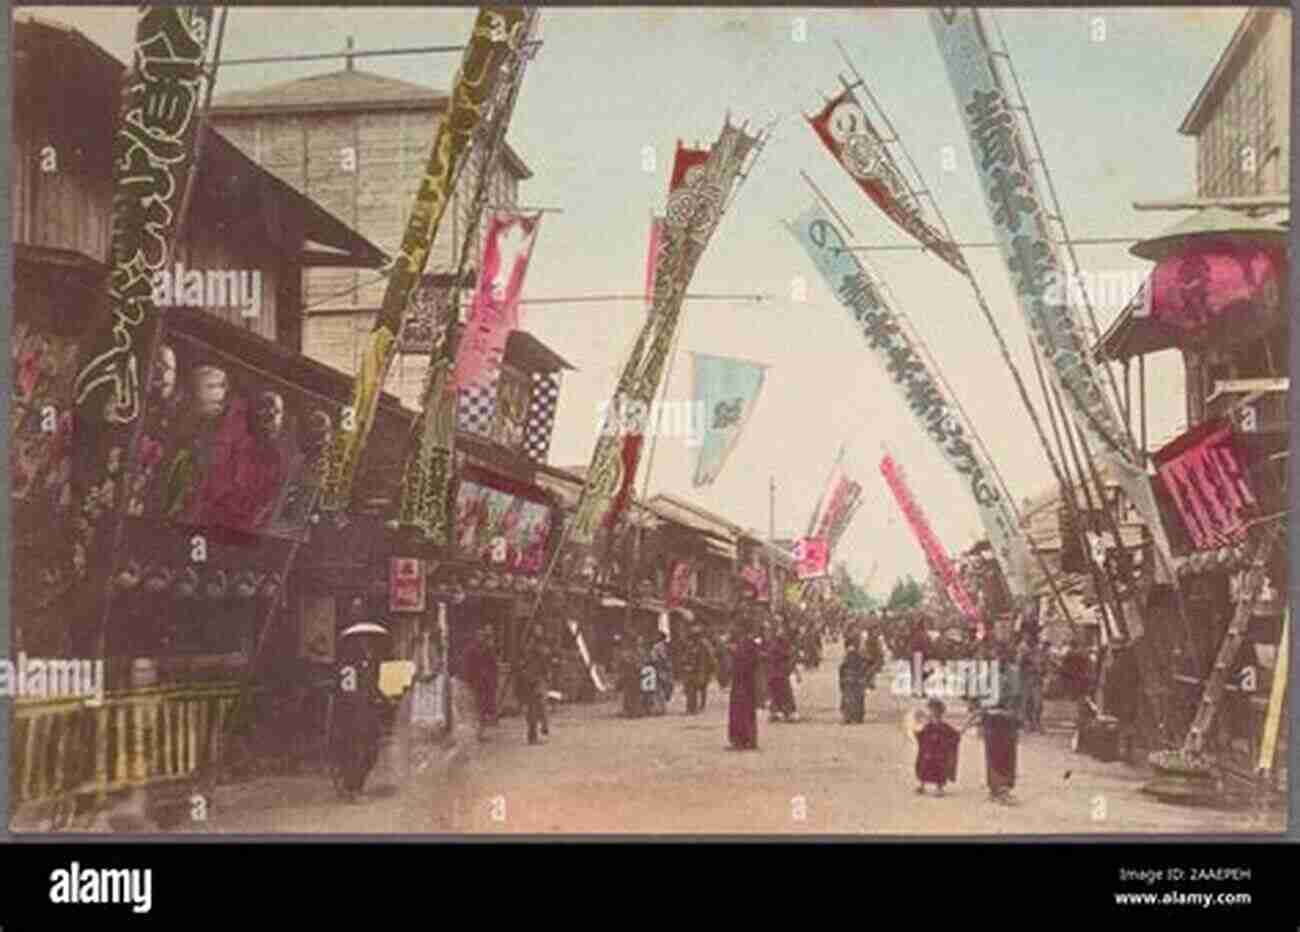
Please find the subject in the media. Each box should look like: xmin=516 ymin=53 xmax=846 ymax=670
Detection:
xmin=570 ymin=121 xmax=760 ymax=544
xmin=71 ymin=7 xmax=214 ymax=612
xmin=813 ymin=465 xmax=864 ymax=551
xmin=451 ymin=211 xmax=543 ymax=392
xmin=323 ymin=7 xmax=529 ymax=521
xmin=929 ymin=8 xmax=1175 ymax=569
xmin=880 ymin=454 xmax=978 ymax=620
xmin=690 ymin=352 xmax=766 ymax=487
xmin=808 ymin=88 xmax=968 ymax=277
xmin=785 ymin=203 xmax=1031 ymax=597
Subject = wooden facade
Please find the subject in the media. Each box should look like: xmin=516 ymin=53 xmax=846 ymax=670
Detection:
xmin=210 ymin=66 xmax=530 ymax=410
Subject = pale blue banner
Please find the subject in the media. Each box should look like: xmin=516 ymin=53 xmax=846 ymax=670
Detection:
xmin=929 ymin=7 xmax=1176 ymax=569
xmin=691 ymin=352 xmax=766 ymax=487
xmin=786 ymin=202 xmax=1032 ymax=598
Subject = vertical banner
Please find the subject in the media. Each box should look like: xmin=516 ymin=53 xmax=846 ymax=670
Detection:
xmin=327 ymin=7 xmax=529 ymax=518
xmin=389 ymin=557 xmax=428 ymax=613
xmin=690 ymin=352 xmax=767 ymax=487
xmin=880 ymin=454 xmax=979 ymax=620
xmin=522 ymin=370 xmax=561 ymax=463
xmin=807 ymin=88 xmax=968 ymax=277
xmin=451 ymin=211 xmax=543 ymax=392
xmin=644 ymin=215 xmax=665 ymax=307
xmin=666 ymin=558 xmax=692 ymax=609
xmin=793 ymin=537 xmax=830 ymax=580
xmin=786 ymin=203 xmax=1031 ymax=597
xmin=1152 ymin=420 xmax=1256 ymax=551
xmin=571 ymin=123 xmax=759 ymax=544
xmin=70 ymin=6 xmax=214 ymax=631
xmin=929 ymin=7 xmax=1175 ymax=570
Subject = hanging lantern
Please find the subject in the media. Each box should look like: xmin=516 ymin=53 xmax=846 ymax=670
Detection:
xmin=1130 ymin=208 xmax=1287 ymax=349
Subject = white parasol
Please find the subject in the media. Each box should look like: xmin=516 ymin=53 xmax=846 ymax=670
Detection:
xmin=340 ymin=622 xmax=390 ymax=638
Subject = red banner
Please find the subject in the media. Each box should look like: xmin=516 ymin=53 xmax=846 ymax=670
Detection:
xmin=793 ymin=537 xmax=829 ymax=580
xmin=667 ymin=559 xmax=692 ymax=609
xmin=880 ymin=454 xmax=978 ymax=619
xmin=808 ymin=89 xmax=967 ymax=277
xmin=1145 ymin=242 xmax=1283 ymax=342
xmin=1153 ymin=419 xmax=1256 ymax=551
xmin=389 ymin=557 xmax=427 ymax=613
xmin=451 ymin=211 xmax=542 ymax=392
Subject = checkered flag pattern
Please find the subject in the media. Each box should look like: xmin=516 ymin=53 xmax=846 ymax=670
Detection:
xmin=524 ymin=371 xmax=561 ymax=463
xmin=457 ymin=379 xmax=498 ymax=437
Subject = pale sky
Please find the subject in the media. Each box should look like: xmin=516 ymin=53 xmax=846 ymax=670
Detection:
xmin=29 ymin=6 xmax=1254 ymax=597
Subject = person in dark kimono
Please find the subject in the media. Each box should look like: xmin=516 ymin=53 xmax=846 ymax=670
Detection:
xmin=517 ymin=629 xmax=553 ymax=745
xmin=462 ymin=626 xmax=499 ymax=735
xmin=968 ymin=642 xmax=1023 ymax=803
xmin=1103 ymin=638 xmax=1142 ymax=762
xmin=331 ymin=637 xmax=384 ymax=801
xmin=862 ymin=626 xmax=884 ymax=690
xmin=715 ymin=633 xmax=734 ymax=691
xmin=1017 ymin=637 xmax=1045 ymax=734
xmin=767 ymin=623 xmax=799 ymax=723
xmin=681 ymin=626 xmax=716 ymax=715
xmin=649 ymin=632 xmax=672 ymax=716
xmin=914 ymin=698 xmax=961 ymax=795
xmin=727 ymin=623 xmax=760 ymax=750
xmin=839 ymin=638 xmax=868 ymax=724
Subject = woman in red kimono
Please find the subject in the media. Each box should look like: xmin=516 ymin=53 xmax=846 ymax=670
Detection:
xmin=727 ymin=622 xmax=760 ymax=750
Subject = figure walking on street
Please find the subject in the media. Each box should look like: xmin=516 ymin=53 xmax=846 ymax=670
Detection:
xmin=462 ymin=626 xmax=499 ymax=737
xmin=839 ymin=637 xmax=868 ymax=724
xmin=966 ymin=642 xmax=1023 ymax=803
xmin=681 ymin=625 xmax=716 ymax=714
xmin=650 ymin=632 xmax=673 ymax=716
xmin=727 ymin=622 xmax=760 ymax=750
xmin=914 ymin=698 xmax=961 ymax=796
xmin=768 ymin=621 xmax=800 ymax=723
xmin=331 ymin=635 xmax=384 ymax=801
xmin=518 ymin=624 xmax=553 ymax=745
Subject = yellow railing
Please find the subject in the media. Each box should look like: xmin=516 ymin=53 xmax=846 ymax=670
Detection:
xmin=10 ymin=682 xmax=242 ymax=811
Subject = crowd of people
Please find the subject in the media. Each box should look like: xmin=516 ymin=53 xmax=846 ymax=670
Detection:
xmin=450 ymin=599 xmax=1134 ymax=809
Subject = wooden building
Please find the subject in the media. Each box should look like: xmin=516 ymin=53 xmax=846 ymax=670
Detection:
xmin=209 ymin=52 xmax=532 ymax=410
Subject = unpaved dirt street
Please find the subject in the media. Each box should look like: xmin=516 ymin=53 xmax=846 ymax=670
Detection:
xmin=181 ymin=641 xmax=1282 ymax=836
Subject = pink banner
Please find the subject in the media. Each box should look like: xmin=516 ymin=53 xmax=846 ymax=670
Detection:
xmin=667 ymin=558 xmax=692 ymax=609
xmin=880 ymin=454 xmax=978 ymax=620
xmin=1153 ymin=419 xmax=1256 ymax=551
xmin=813 ymin=469 xmax=862 ymax=542
xmin=793 ymin=537 xmax=829 ymax=580
xmin=450 ymin=211 xmax=542 ymax=392
xmin=1146 ymin=242 xmax=1282 ymax=339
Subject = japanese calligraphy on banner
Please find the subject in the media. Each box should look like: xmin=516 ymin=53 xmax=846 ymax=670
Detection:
xmin=812 ymin=467 xmax=863 ymax=548
xmin=880 ymin=454 xmax=978 ymax=619
xmin=793 ymin=537 xmax=829 ymax=580
xmin=1153 ymin=420 xmax=1256 ymax=552
xmin=1141 ymin=242 xmax=1284 ymax=343
xmin=69 ymin=7 xmax=213 ymax=599
xmin=690 ymin=352 xmax=767 ymax=487
xmin=929 ymin=8 xmax=1175 ymax=571
xmin=571 ymin=122 xmax=759 ymax=545
xmin=786 ymin=203 xmax=1030 ymax=597
xmin=390 ymin=558 xmax=427 ymax=613
xmin=333 ymin=7 xmax=530 ymax=523
xmin=452 ymin=211 xmax=543 ymax=392
xmin=808 ymin=88 xmax=968 ymax=277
